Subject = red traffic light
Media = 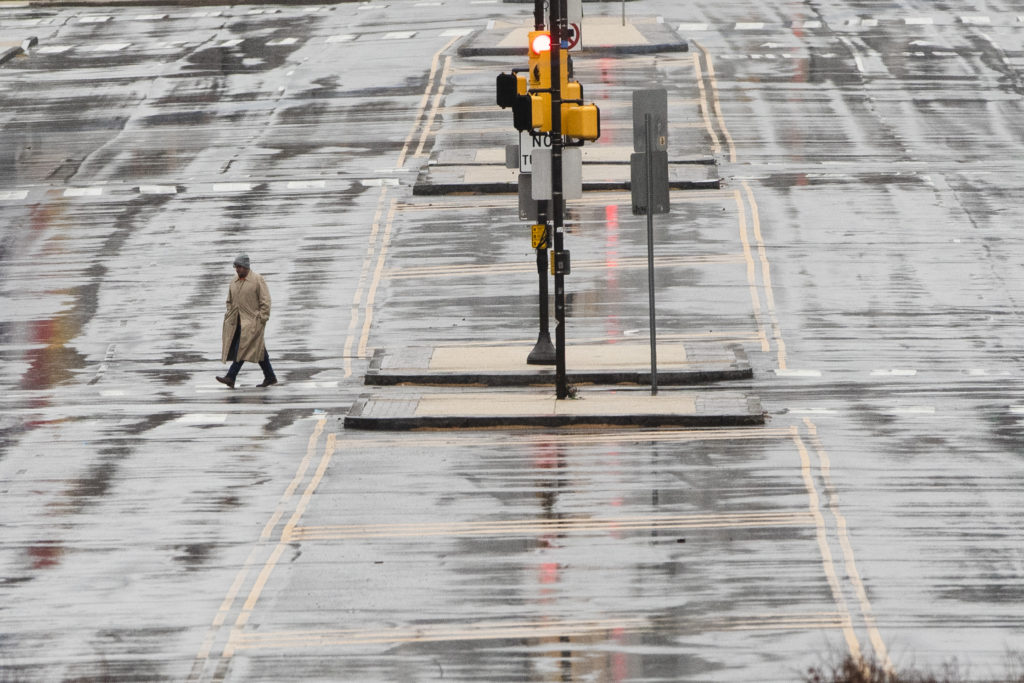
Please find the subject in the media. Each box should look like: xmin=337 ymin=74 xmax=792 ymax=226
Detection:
xmin=529 ymin=31 xmax=551 ymax=55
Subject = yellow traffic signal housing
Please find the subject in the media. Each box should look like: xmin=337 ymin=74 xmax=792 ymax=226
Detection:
xmin=563 ymin=80 xmax=582 ymax=102
xmin=531 ymin=92 xmax=552 ymax=130
xmin=564 ymin=103 xmax=601 ymax=141
xmin=528 ymin=31 xmax=551 ymax=90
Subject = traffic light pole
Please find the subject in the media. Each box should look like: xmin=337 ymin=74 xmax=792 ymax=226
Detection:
xmin=549 ymin=0 xmax=569 ymax=399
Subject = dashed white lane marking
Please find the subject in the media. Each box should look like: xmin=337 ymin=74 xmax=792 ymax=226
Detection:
xmin=38 ymin=45 xmax=74 ymax=54
xmin=220 ymin=39 xmax=244 ymax=48
xmin=888 ymin=406 xmax=936 ymax=415
xmin=679 ymin=23 xmax=710 ymax=32
xmin=418 ymin=2 xmax=444 ymax=6
xmin=267 ymin=37 xmax=299 ymax=46
xmin=190 ymin=11 xmax=223 ymax=17
xmin=870 ymin=369 xmax=917 ymax=377
xmin=79 ymin=15 xmax=111 ymax=23
xmin=960 ymin=15 xmax=991 ymax=25
xmin=327 ymin=34 xmax=356 ymax=43
xmin=64 ymin=187 xmax=103 ymax=197
xmin=285 ymin=180 xmax=326 ymax=190
xmin=139 ymin=185 xmax=178 ymax=195
xmin=90 ymin=43 xmax=132 ymax=52
xmin=735 ymin=22 xmax=765 ymax=30
xmin=130 ymin=13 xmax=168 ymax=21
xmin=0 ymin=190 xmax=29 ymax=201
xmin=774 ymin=369 xmax=822 ymax=378
xmin=177 ymin=413 xmax=228 ymax=424
xmin=904 ymin=17 xmax=934 ymax=25
xmin=360 ymin=178 xmax=399 ymax=187
xmin=1010 ymin=405 xmax=1024 ymax=415
xmin=357 ymin=3 xmax=387 ymax=10
xmin=212 ymin=182 xmax=254 ymax=193
xmin=382 ymin=31 xmax=417 ymax=40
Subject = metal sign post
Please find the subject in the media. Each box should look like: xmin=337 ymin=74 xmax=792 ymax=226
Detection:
xmin=631 ymin=90 xmax=669 ymax=396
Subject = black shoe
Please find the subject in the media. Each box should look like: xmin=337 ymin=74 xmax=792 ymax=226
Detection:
xmin=216 ymin=375 xmax=235 ymax=389
xmin=258 ymin=377 xmax=278 ymax=388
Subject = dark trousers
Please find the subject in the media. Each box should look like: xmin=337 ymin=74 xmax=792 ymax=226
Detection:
xmin=226 ymin=325 xmax=275 ymax=381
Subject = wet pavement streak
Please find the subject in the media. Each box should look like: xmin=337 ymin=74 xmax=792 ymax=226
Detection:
xmin=3 ymin=2 xmax=1024 ymax=682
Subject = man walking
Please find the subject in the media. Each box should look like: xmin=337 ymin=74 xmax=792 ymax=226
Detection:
xmin=217 ymin=254 xmax=278 ymax=388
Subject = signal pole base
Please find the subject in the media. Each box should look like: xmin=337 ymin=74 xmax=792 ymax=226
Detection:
xmin=527 ymin=333 xmax=556 ymax=365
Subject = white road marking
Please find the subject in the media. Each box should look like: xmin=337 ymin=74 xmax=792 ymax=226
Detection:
xmin=382 ymin=31 xmax=416 ymax=40
xmin=904 ymin=17 xmax=934 ymax=25
xmin=678 ymin=23 xmax=709 ymax=32
xmin=889 ymin=406 xmax=935 ymax=415
xmin=220 ymin=39 xmax=244 ymax=48
xmin=79 ymin=15 xmax=111 ymax=23
xmin=286 ymin=180 xmax=326 ymax=190
xmin=90 ymin=43 xmax=132 ymax=52
xmin=177 ymin=413 xmax=228 ymax=424
xmin=64 ymin=187 xmax=103 ymax=197
xmin=735 ymin=22 xmax=765 ymax=30
xmin=326 ymin=34 xmax=356 ymax=43
xmin=0 ymin=190 xmax=29 ymax=200
xmin=774 ymin=369 xmax=822 ymax=378
xmin=267 ymin=37 xmax=299 ymax=46
xmin=960 ymin=15 xmax=991 ymax=25
xmin=38 ymin=45 xmax=74 ymax=54
xmin=139 ymin=185 xmax=178 ymax=195
xmin=212 ymin=183 xmax=254 ymax=193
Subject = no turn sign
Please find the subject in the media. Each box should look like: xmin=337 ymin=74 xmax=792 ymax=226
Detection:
xmin=565 ymin=23 xmax=581 ymax=50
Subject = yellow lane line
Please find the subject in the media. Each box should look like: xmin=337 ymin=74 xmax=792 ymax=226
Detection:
xmin=692 ymin=40 xmax=736 ymax=162
xmin=803 ymin=419 xmax=892 ymax=670
xmin=286 ymin=511 xmax=815 ymax=541
xmin=342 ymin=186 xmax=389 ymax=378
xmin=734 ymin=189 xmax=770 ymax=352
xmin=222 ymin=433 xmax=339 ymax=659
xmin=358 ymin=198 xmax=397 ymax=359
xmin=742 ymin=180 xmax=787 ymax=369
xmin=397 ymin=35 xmax=460 ymax=169
xmin=259 ymin=417 xmax=327 ymax=541
xmin=190 ymin=417 xmax=328 ymax=677
xmin=793 ymin=429 xmax=863 ymax=661
xmin=415 ymin=54 xmax=453 ymax=158
xmin=691 ymin=52 xmax=722 ymax=155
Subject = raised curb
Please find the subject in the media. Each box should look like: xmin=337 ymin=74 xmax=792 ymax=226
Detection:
xmin=343 ymin=393 xmax=765 ymax=431
xmin=412 ymin=177 xmax=720 ymax=197
xmin=365 ymin=346 xmax=753 ymax=387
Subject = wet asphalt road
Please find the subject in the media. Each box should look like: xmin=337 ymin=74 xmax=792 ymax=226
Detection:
xmin=2 ymin=0 xmax=1024 ymax=681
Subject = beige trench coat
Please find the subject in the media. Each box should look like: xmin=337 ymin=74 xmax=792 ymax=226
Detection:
xmin=221 ymin=271 xmax=271 ymax=363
